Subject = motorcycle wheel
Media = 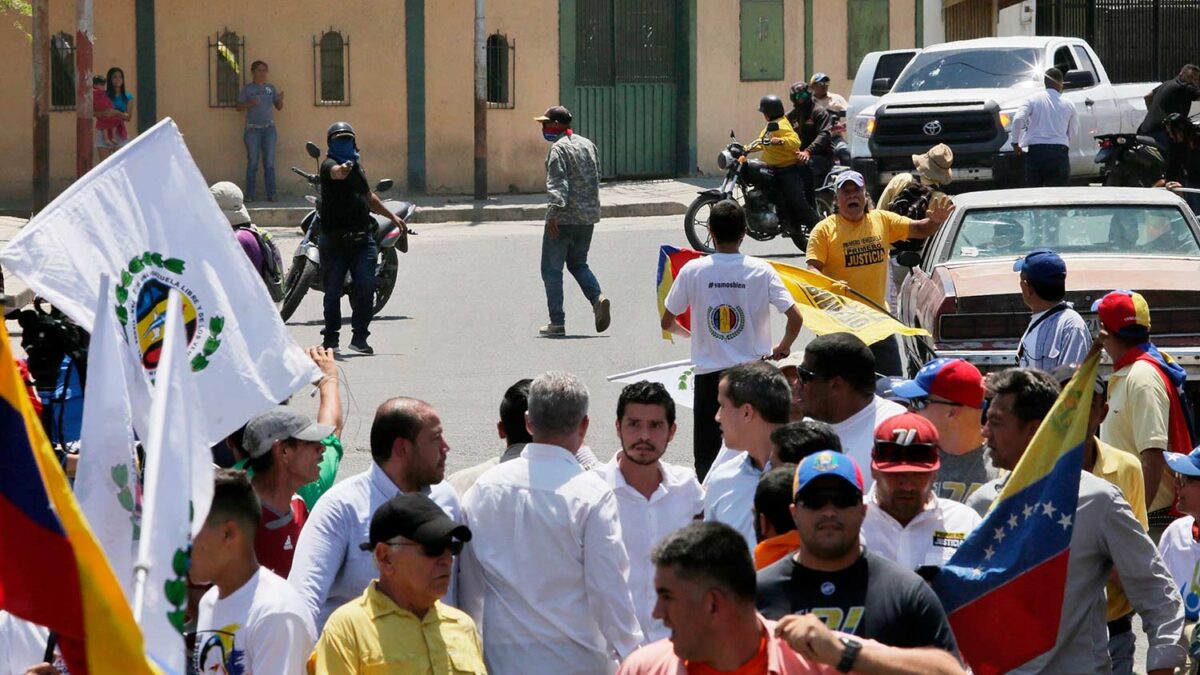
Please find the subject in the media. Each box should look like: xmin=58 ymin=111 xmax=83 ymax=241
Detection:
xmin=684 ymin=194 xmax=722 ymax=253
xmin=372 ymin=248 xmax=399 ymax=315
xmin=815 ymin=192 xmax=835 ymax=219
xmin=280 ymin=258 xmax=317 ymax=322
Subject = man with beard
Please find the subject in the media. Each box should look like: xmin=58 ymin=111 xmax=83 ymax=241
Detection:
xmin=756 ymin=451 xmax=959 ymax=655
xmin=860 ymin=414 xmax=981 ymax=573
xmin=289 ymin=397 xmax=460 ymax=631
xmin=596 ymin=381 xmax=705 ymax=643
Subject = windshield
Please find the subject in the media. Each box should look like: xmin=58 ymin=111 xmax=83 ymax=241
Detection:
xmin=892 ymin=48 xmax=1042 ymax=92
xmin=947 ymin=206 xmax=1200 ymax=261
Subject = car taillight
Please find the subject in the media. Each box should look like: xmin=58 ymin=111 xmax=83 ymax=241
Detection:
xmin=1098 ymin=138 xmax=1114 ymax=148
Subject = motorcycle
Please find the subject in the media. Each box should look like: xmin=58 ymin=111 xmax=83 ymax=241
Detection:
xmin=1094 ymin=132 xmax=1167 ymax=187
xmin=279 ymin=142 xmax=417 ymax=322
xmin=684 ymin=126 xmax=836 ymax=254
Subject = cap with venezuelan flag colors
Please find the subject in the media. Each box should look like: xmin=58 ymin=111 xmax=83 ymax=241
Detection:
xmin=1092 ymin=289 xmax=1151 ymax=338
xmin=793 ymin=450 xmax=864 ymax=498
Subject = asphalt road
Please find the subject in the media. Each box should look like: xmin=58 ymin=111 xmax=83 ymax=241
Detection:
xmin=275 ymin=215 xmax=812 ymax=479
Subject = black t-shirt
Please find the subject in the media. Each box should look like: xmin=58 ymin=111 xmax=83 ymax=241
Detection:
xmin=1139 ymin=77 xmax=1200 ymax=135
xmin=318 ymin=158 xmax=373 ymax=234
xmin=756 ymin=549 xmax=959 ymax=655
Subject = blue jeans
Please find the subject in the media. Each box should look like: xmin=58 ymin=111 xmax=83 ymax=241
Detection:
xmin=244 ymin=125 xmax=277 ymax=199
xmin=319 ymin=234 xmax=377 ymax=345
xmin=1106 ymin=620 xmax=1133 ymax=675
xmin=541 ymin=224 xmax=602 ymax=326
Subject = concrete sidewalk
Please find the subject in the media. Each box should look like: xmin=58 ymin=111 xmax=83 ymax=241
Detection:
xmin=0 ymin=177 xmax=717 ymax=310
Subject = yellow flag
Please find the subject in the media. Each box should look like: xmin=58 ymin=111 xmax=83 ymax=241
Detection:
xmin=768 ymin=259 xmax=928 ymax=346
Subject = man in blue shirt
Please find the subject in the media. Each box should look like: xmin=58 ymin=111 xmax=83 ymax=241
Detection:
xmin=1013 ymin=248 xmax=1090 ymax=373
xmin=236 ymin=60 xmax=284 ymax=202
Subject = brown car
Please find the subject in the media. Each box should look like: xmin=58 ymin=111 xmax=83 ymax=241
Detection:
xmin=896 ymin=187 xmax=1200 ymax=392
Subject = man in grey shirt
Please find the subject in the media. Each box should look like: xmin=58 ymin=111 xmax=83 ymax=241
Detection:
xmin=892 ymin=357 xmax=998 ymax=504
xmin=236 ymin=60 xmax=284 ymax=202
xmin=969 ymin=368 xmax=1184 ymax=674
xmin=1013 ymin=249 xmax=1090 ymax=373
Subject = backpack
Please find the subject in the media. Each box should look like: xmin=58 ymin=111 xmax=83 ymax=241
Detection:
xmin=887 ymin=180 xmax=934 ymax=253
xmin=236 ymin=223 xmax=285 ymax=302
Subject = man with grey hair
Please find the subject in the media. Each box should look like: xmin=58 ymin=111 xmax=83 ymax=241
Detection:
xmin=459 ymin=371 xmax=644 ymax=674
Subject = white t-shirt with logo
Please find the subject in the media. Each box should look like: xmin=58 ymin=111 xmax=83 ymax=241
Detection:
xmin=194 ymin=567 xmax=317 ymax=674
xmin=663 ymin=253 xmax=794 ymax=374
xmin=827 ymin=396 xmax=906 ymax=491
xmin=1158 ymin=515 xmax=1200 ymax=620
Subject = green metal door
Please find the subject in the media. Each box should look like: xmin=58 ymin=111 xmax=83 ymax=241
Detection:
xmin=573 ymin=0 xmax=681 ymax=178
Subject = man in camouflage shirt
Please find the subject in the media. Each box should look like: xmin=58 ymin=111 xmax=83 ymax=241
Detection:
xmin=536 ymin=105 xmax=610 ymax=338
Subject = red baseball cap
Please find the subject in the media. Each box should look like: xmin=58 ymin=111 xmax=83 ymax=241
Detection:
xmin=1091 ymin=289 xmax=1151 ymax=338
xmin=891 ymin=358 xmax=985 ymax=409
xmin=872 ymin=413 xmax=941 ymax=473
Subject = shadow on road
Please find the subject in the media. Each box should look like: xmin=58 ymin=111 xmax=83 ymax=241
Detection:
xmin=288 ymin=315 xmax=412 ymax=327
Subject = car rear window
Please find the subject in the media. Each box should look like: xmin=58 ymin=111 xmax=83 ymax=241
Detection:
xmin=947 ymin=205 xmax=1200 ymax=261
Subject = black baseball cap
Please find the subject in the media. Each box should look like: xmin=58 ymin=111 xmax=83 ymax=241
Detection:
xmin=534 ymin=105 xmax=573 ymax=125
xmin=359 ymin=493 xmax=472 ymax=551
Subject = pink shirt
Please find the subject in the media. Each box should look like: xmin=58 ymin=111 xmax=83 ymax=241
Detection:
xmin=617 ymin=616 xmax=857 ymax=675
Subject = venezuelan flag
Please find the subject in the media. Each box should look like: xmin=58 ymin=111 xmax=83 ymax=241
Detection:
xmin=0 ymin=320 xmax=157 ymax=674
xmin=656 ymin=245 xmax=704 ymax=340
xmin=931 ymin=346 xmax=1101 ymax=675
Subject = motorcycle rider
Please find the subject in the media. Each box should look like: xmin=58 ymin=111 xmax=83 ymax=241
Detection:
xmin=750 ymin=95 xmax=820 ymax=234
xmin=785 ymin=82 xmax=835 ymax=204
xmin=317 ymin=122 xmax=407 ymax=355
xmin=809 ymin=72 xmax=848 ymax=114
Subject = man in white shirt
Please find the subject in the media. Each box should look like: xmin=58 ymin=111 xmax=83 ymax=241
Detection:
xmin=861 ymin=413 xmax=982 ymax=574
xmin=191 ymin=469 xmax=317 ymax=674
xmin=1011 ymin=67 xmax=1079 ymax=187
xmin=458 ymin=371 xmax=644 ymax=674
xmin=595 ymin=380 xmax=704 ymax=642
xmin=796 ymin=332 xmax=905 ymax=490
xmin=1013 ymin=249 xmax=1090 ymax=373
xmin=704 ymin=361 xmax=792 ymax=550
xmin=661 ymin=199 xmax=803 ymax=480
xmin=288 ymin=397 xmax=461 ymax=630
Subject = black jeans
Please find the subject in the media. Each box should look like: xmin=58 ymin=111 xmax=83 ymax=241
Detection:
xmin=1024 ymin=144 xmax=1070 ymax=187
xmin=319 ymin=233 xmax=377 ymax=346
xmin=693 ymin=370 xmax=725 ymax=481
xmin=774 ymin=165 xmax=821 ymax=230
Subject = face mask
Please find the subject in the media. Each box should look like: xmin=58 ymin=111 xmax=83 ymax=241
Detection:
xmin=543 ymin=130 xmax=561 ymax=142
xmin=329 ymin=137 xmax=359 ymax=164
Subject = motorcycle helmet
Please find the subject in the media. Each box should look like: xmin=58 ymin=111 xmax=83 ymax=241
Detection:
xmin=327 ymin=121 xmax=357 ymax=145
xmin=758 ymin=95 xmax=785 ymax=120
xmin=789 ymin=82 xmax=813 ymax=104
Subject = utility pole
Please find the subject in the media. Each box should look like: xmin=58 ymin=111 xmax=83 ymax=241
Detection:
xmin=32 ymin=0 xmax=50 ymax=212
xmin=76 ymin=0 xmax=94 ymax=177
xmin=473 ymin=0 xmax=487 ymax=200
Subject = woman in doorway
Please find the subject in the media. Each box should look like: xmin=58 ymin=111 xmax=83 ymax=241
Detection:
xmin=100 ymin=66 xmax=134 ymax=158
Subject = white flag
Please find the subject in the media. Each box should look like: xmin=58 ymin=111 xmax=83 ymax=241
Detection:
xmin=75 ymin=274 xmax=143 ymax=601
xmin=608 ymin=360 xmax=696 ymax=409
xmin=134 ymin=290 xmax=214 ymax=673
xmin=0 ymin=118 xmax=316 ymax=444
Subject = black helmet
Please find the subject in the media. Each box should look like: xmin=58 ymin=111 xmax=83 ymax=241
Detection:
xmin=327 ymin=121 xmax=356 ymax=144
xmin=789 ymin=82 xmax=812 ymax=103
xmin=758 ymin=95 xmax=785 ymax=120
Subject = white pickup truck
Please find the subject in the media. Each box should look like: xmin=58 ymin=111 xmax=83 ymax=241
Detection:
xmin=847 ymin=37 xmax=1156 ymax=195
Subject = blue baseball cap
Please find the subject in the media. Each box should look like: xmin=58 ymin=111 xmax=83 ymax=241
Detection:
xmin=891 ymin=357 xmax=985 ymax=408
xmin=793 ymin=450 xmax=864 ymax=498
xmin=1166 ymin=447 xmax=1200 ymax=478
xmin=1013 ymin=248 xmax=1067 ymax=286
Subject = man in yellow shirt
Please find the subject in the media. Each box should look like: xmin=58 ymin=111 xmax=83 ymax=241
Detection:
xmin=750 ymin=95 xmax=820 ymax=233
xmin=805 ymin=170 xmax=953 ymax=375
xmin=313 ymin=493 xmax=485 ymax=674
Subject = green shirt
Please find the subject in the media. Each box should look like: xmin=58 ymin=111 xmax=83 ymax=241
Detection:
xmin=234 ymin=434 xmax=344 ymax=510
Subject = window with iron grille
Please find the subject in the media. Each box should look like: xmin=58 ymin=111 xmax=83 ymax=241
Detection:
xmin=315 ymin=30 xmax=351 ymax=106
xmin=740 ymin=0 xmax=784 ymax=81
xmin=208 ymin=30 xmax=245 ymax=108
xmin=51 ymin=32 xmax=76 ymax=111
xmin=487 ymin=32 xmax=515 ymax=109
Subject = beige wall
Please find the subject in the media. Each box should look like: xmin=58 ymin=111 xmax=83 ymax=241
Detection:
xmin=0 ymin=0 xmax=137 ymax=201
xmin=695 ymin=0 xmax=805 ymax=174
xmin=153 ymin=1 xmax=408 ymax=198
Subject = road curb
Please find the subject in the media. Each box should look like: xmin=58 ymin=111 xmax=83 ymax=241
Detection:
xmin=248 ymin=200 xmax=688 ymax=229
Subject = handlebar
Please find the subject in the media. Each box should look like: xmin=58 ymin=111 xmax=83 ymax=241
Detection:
xmin=290 ymin=166 xmax=318 ymax=183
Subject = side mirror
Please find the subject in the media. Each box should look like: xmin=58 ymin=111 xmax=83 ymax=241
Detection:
xmin=1063 ymin=69 xmax=1096 ymax=90
xmin=766 ymin=121 xmax=780 ymax=133
xmin=730 ymin=129 xmax=736 ymax=139
xmin=871 ymin=77 xmax=893 ymax=97
xmin=375 ymin=179 xmax=394 ymax=193
xmin=305 ymin=142 xmax=321 ymax=159
xmin=896 ymin=250 xmax=923 ymax=268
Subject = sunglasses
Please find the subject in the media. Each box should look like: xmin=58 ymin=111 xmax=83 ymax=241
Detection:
xmin=796 ymin=489 xmax=862 ymax=510
xmin=388 ymin=539 xmax=465 ymax=558
xmin=872 ymin=441 xmax=938 ymax=466
xmin=796 ymin=365 xmax=825 ymax=384
xmin=909 ymin=397 xmax=964 ymax=411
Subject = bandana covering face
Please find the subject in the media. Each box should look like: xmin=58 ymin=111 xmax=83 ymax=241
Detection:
xmin=329 ymin=137 xmax=360 ymax=164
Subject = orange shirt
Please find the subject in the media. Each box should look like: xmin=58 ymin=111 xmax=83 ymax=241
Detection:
xmin=755 ymin=531 xmax=801 ymax=570
xmin=686 ymin=633 xmax=769 ymax=675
